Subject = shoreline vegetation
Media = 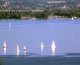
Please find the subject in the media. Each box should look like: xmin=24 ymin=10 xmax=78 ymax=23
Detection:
xmin=0 ymin=10 xmax=80 ymax=20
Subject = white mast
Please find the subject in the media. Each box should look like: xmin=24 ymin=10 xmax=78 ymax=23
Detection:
xmin=3 ymin=41 xmax=7 ymax=55
xmin=51 ymin=40 xmax=56 ymax=55
xmin=41 ymin=42 xmax=44 ymax=55
xmin=16 ymin=45 xmax=20 ymax=55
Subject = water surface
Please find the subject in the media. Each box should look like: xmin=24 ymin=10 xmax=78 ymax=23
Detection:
xmin=0 ymin=19 xmax=80 ymax=55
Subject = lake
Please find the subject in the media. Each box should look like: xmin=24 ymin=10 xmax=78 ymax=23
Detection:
xmin=0 ymin=19 xmax=80 ymax=56
xmin=0 ymin=54 xmax=80 ymax=65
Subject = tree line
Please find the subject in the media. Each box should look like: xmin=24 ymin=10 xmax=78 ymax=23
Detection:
xmin=0 ymin=10 xmax=80 ymax=19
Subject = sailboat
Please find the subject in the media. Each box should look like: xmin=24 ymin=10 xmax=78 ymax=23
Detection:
xmin=41 ymin=42 xmax=44 ymax=55
xmin=3 ymin=41 xmax=7 ymax=55
xmin=23 ymin=46 xmax=27 ymax=55
xmin=72 ymin=17 xmax=74 ymax=20
xmin=51 ymin=40 xmax=56 ymax=55
xmin=9 ymin=22 xmax=11 ymax=29
xmin=16 ymin=45 xmax=20 ymax=55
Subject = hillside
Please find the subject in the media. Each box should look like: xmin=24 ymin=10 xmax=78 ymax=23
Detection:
xmin=0 ymin=0 xmax=80 ymax=11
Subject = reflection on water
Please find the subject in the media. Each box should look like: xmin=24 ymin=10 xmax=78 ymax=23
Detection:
xmin=16 ymin=45 xmax=20 ymax=55
xmin=23 ymin=46 xmax=27 ymax=55
xmin=3 ymin=48 xmax=6 ymax=55
xmin=8 ymin=22 xmax=11 ymax=30
xmin=51 ymin=40 xmax=56 ymax=55
xmin=41 ymin=42 xmax=44 ymax=55
xmin=3 ymin=41 xmax=7 ymax=55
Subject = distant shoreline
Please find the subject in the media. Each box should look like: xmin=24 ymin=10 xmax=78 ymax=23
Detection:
xmin=0 ymin=17 xmax=79 ymax=20
xmin=0 ymin=10 xmax=80 ymax=20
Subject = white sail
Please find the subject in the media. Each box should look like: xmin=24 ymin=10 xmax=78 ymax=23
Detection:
xmin=51 ymin=40 xmax=56 ymax=55
xmin=3 ymin=41 xmax=7 ymax=55
xmin=23 ymin=46 xmax=27 ymax=55
xmin=16 ymin=45 xmax=20 ymax=55
xmin=41 ymin=42 xmax=44 ymax=55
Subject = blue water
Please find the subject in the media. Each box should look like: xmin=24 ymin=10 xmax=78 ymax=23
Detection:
xmin=0 ymin=19 xmax=80 ymax=55
xmin=0 ymin=19 xmax=80 ymax=65
xmin=0 ymin=54 xmax=80 ymax=65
